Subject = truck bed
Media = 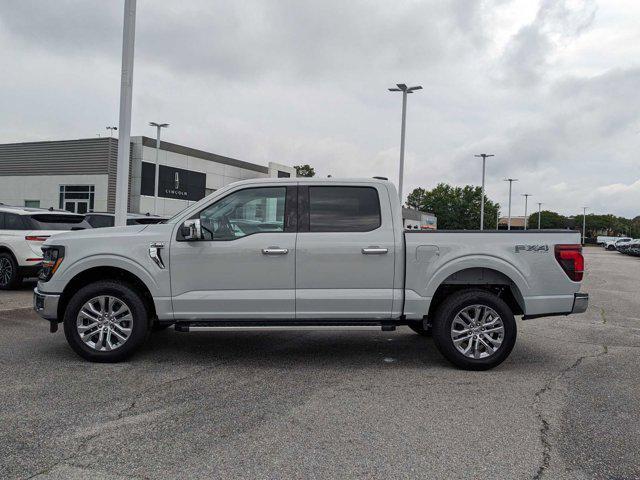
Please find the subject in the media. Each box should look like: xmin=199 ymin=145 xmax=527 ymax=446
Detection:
xmin=402 ymin=229 xmax=583 ymax=319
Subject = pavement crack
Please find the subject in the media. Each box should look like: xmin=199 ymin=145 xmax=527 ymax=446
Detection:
xmin=116 ymin=365 xmax=212 ymax=420
xmin=599 ymin=307 xmax=607 ymax=324
xmin=532 ymin=344 xmax=608 ymax=480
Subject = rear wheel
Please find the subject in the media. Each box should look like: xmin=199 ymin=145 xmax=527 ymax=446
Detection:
xmin=431 ymin=289 xmax=517 ymax=370
xmin=63 ymin=281 xmax=150 ymax=362
xmin=0 ymin=252 xmax=21 ymax=290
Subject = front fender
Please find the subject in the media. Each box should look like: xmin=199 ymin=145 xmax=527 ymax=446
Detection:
xmin=42 ymin=253 xmax=165 ymax=298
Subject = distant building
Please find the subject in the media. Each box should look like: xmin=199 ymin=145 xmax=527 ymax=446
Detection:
xmin=0 ymin=137 xmax=296 ymax=215
xmin=498 ymin=216 xmax=526 ymax=230
xmin=402 ymin=207 xmax=437 ymax=230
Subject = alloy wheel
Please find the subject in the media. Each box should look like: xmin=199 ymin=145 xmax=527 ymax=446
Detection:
xmin=450 ymin=304 xmax=505 ymax=359
xmin=0 ymin=257 xmax=13 ymax=286
xmin=76 ymin=295 xmax=133 ymax=351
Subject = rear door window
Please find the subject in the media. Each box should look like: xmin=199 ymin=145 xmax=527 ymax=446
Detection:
xmin=308 ymin=186 xmax=381 ymax=232
xmin=4 ymin=213 xmax=28 ymax=230
xmin=27 ymin=214 xmax=91 ymax=230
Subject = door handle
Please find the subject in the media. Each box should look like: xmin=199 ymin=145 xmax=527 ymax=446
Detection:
xmin=262 ymin=247 xmax=289 ymax=255
xmin=362 ymin=247 xmax=388 ymax=255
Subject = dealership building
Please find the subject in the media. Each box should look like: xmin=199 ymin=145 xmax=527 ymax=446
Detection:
xmin=0 ymin=137 xmax=296 ymax=215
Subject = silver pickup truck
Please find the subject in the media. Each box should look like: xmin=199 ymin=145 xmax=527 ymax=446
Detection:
xmin=34 ymin=178 xmax=587 ymax=370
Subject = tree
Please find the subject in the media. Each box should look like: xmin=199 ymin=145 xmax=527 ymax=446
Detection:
xmin=294 ymin=164 xmax=315 ymax=177
xmin=527 ymin=210 xmax=570 ymax=229
xmin=405 ymin=183 xmax=499 ymax=230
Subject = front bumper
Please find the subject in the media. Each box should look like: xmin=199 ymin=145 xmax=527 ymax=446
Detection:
xmin=571 ymin=292 xmax=589 ymax=314
xmin=33 ymin=288 xmax=60 ymax=321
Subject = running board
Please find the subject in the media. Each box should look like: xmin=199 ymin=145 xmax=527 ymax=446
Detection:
xmin=172 ymin=319 xmax=398 ymax=332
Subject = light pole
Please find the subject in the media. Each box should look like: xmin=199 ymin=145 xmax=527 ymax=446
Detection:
xmin=474 ymin=154 xmax=494 ymax=230
xmin=582 ymin=207 xmax=588 ymax=245
xmin=114 ymin=0 xmax=137 ymax=227
xmin=149 ymin=122 xmax=169 ymax=215
xmin=497 ymin=209 xmax=500 ymax=231
xmin=106 ymin=126 xmax=118 ymax=138
xmin=522 ymin=194 xmax=531 ymax=230
xmin=503 ymin=178 xmax=518 ymax=230
xmin=388 ymin=83 xmax=422 ymax=204
xmin=537 ymin=202 xmax=542 ymax=229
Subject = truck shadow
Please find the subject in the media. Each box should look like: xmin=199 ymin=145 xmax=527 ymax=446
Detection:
xmin=138 ymin=329 xmax=458 ymax=370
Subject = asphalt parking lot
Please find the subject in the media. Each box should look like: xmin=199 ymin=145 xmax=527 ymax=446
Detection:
xmin=1 ymin=248 xmax=639 ymax=480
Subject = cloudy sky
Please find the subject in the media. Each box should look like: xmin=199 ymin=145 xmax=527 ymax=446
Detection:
xmin=1 ymin=0 xmax=639 ymax=217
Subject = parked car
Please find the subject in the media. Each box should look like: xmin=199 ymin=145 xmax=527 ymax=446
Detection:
xmin=618 ymin=239 xmax=640 ymax=256
xmin=0 ymin=205 xmax=91 ymax=289
xmin=84 ymin=212 xmax=167 ymax=228
xmin=34 ymin=178 xmax=588 ymax=370
xmin=604 ymin=237 xmax=632 ymax=251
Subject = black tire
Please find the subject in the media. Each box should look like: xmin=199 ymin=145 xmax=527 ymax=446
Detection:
xmin=431 ymin=289 xmax=517 ymax=371
xmin=408 ymin=321 xmax=431 ymax=337
xmin=0 ymin=252 xmax=21 ymax=290
xmin=63 ymin=280 xmax=150 ymax=362
xmin=607 ymin=245 xmax=615 ymax=251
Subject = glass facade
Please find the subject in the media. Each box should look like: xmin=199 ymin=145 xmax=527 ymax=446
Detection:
xmin=59 ymin=185 xmax=95 ymax=213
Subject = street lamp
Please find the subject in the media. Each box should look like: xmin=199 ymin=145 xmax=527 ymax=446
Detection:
xmin=503 ymin=178 xmax=518 ymax=230
xmin=149 ymin=122 xmax=169 ymax=215
xmin=388 ymin=83 xmax=422 ymax=204
xmin=474 ymin=154 xmax=494 ymax=230
xmin=497 ymin=209 xmax=500 ymax=231
xmin=582 ymin=207 xmax=588 ymax=245
xmin=106 ymin=126 xmax=118 ymax=138
xmin=114 ymin=0 xmax=137 ymax=227
xmin=522 ymin=194 xmax=531 ymax=230
xmin=537 ymin=202 xmax=542 ymax=229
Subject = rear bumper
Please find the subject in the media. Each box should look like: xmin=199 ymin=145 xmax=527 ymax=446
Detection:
xmin=571 ymin=292 xmax=589 ymax=314
xmin=33 ymin=287 xmax=60 ymax=321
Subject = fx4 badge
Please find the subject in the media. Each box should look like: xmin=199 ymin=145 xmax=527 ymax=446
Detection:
xmin=515 ymin=244 xmax=549 ymax=253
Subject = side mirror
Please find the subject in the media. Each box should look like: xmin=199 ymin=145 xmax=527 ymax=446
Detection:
xmin=181 ymin=219 xmax=202 ymax=241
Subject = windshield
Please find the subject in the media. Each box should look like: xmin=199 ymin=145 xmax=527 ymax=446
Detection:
xmin=27 ymin=214 xmax=91 ymax=231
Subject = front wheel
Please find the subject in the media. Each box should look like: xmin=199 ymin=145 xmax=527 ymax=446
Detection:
xmin=431 ymin=289 xmax=517 ymax=371
xmin=63 ymin=281 xmax=150 ymax=362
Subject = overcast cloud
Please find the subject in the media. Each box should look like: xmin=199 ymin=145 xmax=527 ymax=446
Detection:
xmin=1 ymin=0 xmax=639 ymax=217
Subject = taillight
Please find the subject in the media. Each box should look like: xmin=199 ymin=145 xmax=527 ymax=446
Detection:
xmin=25 ymin=235 xmax=49 ymax=242
xmin=554 ymin=244 xmax=584 ymax=282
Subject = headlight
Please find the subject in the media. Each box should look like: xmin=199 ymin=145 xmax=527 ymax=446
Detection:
xmin=39 ymin=246 xmax=65 ymax=281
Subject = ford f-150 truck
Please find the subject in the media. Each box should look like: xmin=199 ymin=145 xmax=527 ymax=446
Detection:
xmin=34 ymin=178 xmax=588 ymax=370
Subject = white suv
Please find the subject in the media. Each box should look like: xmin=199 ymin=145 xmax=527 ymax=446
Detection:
xmin=0 ymin=205 xmax=91 ymax=289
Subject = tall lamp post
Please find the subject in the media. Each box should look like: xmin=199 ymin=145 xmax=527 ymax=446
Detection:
xmin=496 ymin=209 xmax=500 ymax=231
xmin=503 ymin=178 xmax=518 ymax=230
xmin=522 ymin=193 xmax=531 ymax=230
xmin=582 ymin=207 xmax=588 ymax=245
xmin=388 ymin=83 xmax=422 ymax=204
xmin=114 ymin=0 xmax=137 ymax=227
xmin=149 ymin=122 xmax=169 ymax=215
xmin=474 ymin=154 xmax=494 ymax=230
xmin=537 ymin=202 xmax=542 ymax=229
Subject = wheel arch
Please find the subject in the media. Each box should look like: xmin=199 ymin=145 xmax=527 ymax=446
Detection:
xmin=427 ymin=266 xmax=526 ymax=319
xmin=57 ymin=266 xmax=157 ymax=322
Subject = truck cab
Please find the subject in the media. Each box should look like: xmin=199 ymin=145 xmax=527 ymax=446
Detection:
xmin=34 ymin=178 xmax=587 ymax=370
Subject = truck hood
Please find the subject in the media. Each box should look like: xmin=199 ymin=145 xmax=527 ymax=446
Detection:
xmin=43 ymin=224 xmax=165 ymax=246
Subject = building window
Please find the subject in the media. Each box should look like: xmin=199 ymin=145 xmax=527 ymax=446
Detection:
xmin=24 ymin=200 xmax=40 ymax=208
xmin=59 ymin=185 xmax=95 ymax=214
xmin=277 ymin=171 xmax=291 ymax=178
